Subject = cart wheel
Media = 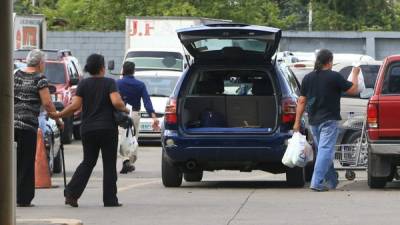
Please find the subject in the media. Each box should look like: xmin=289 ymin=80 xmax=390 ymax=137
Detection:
xmin=345 ymin=170 xmax=356 ymax=181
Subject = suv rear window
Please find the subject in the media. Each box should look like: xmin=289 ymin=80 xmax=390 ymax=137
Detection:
xmin=45 ymin=63 xmax=66 ymax=84
xmin=189 ymin=70 xmax=274 ymax=96
xmin=382 ymin=63 xmax=400 ymax=94
xmin=193 ymin=39 xmax=267 ymax=53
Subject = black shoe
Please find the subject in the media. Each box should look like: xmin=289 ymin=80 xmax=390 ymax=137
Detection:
xmin=17 ymin=203 xmax=34 ymax=207
xmin=104 ymin=202 xmax=123 ymax=207
xmin=65 ymin=196 xmax=79 ymax=207
xmin=120 ymin=161 xmax=135 ymax=174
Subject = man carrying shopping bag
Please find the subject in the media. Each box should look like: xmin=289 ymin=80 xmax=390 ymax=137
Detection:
xmin=117 ymin=62 xmax=160 ymax=173
xmin=293 ymin=49 xmax=361 ymax=192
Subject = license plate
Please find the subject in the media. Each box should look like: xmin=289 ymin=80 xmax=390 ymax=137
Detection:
xmin=140 ymin=122 xmax=153 ymax=131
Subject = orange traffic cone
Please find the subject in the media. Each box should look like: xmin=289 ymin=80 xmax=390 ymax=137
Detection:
xmin=35 ymin=128 xmax=52 ymax=188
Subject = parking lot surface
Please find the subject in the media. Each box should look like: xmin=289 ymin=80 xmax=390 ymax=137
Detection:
xmin=15 ymin=140 xmax=400 ymax=225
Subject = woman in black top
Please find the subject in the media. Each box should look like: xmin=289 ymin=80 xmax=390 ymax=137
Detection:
xmin=51 ymin=54 xmax=129 ymax=207
xmin=14 ymin=49 xmax=63 ymax=207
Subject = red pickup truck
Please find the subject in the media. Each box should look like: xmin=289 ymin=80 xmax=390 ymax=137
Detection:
xmin=367 ymin=55 xmax=400 ymax=188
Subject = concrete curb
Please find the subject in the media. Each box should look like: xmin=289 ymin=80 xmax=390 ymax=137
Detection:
xmin=17 ymin=218 xmax=82 ymax=225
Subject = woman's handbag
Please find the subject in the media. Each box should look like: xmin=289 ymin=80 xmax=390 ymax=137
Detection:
xmin=113 ymin=110 xmax=132 ymax=129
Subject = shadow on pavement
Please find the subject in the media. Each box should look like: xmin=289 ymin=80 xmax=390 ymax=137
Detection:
xmin=181 ymin=180 xmax=298 ymax=189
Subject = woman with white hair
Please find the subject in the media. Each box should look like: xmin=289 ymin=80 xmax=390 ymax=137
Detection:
xmin=14 ymin=49 xmax=63 ymax=207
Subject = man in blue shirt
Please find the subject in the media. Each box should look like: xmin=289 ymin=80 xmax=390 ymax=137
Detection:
xmin=117 ymin=61 xmax=160 ymax=174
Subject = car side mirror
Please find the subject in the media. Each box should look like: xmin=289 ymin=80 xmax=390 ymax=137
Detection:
xmin=48 ymin=85 xmax=57 ymax=94
xmin=70 ymin=77 xmax=79 ymax=86
xmin=360 ymin=88 xmax=374 ymax=99
xmin=108 ymin=60 xmax=115 ymax=71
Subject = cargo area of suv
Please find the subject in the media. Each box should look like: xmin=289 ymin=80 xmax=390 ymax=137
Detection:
xmin=179 ymin=69 xmax=278 ymax=133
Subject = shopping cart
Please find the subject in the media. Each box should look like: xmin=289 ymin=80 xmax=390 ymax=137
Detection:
xmin=335 ymin=112 xmax=368 ymax=180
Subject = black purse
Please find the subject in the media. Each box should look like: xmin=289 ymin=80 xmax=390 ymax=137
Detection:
xmin=113 ymin=110 xmax=132 ymax=129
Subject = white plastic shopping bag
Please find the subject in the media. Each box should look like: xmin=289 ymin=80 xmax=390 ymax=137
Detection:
xmin=347 ymin=63 xmax=366 ymax=94
xmin=282 ymin=132 xmax=314 ymax=168
xmin=119 ymin=126 xmax=138 ymax=164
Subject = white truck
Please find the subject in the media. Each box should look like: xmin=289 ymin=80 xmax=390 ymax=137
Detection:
xmin=13 ymin=13 xmax=46 ymax=50
xmin=109 ymin=16 xmax=229 ymax=72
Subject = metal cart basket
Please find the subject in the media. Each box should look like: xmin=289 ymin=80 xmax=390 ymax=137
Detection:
xmin=334 ymin=112 xmax=368 ymax=180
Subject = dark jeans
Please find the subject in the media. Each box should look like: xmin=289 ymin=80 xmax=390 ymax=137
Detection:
xmin=15 ymin=128 xmax=37 ymax=204
xmin=64 ymin=129 xmax=119 ymax=204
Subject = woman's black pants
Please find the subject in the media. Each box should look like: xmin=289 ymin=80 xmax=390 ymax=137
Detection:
xmin=15 ymin=128 xmax=37 ymax=205
xmin=64 ymin=129 xmax=119 ymax=205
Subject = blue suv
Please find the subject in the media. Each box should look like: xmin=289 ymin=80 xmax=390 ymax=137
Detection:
xmin=161 ymin=24 xmax=309 ymax=187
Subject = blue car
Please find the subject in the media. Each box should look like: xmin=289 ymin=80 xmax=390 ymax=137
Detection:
xmin=161 ymin=23 xmax=309 ymax=187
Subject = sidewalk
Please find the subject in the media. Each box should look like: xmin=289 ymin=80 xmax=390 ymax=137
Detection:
xmin=17 ymin=218 xmax=82 ymax=225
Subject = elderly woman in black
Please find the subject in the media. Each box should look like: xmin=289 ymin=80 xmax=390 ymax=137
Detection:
xmin=50 ymin=54 xmax=129 ymax=207
xmin=14 ymin=49 xmax=63 ymax=207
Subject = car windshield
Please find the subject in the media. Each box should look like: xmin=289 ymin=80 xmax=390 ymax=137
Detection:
xmin=193 ymin=39 xmax=267 ymax=53
xmin=125 ymin=51 xmax=183 ymax=71
xmin=44 ymin=63 xmax=66 ymax=84
xmin=135 ymin=75 xmax=179 ymax=97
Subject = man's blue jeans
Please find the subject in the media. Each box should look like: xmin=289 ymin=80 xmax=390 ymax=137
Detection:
xmin=310 ymin=120 xmax=339 ymax=190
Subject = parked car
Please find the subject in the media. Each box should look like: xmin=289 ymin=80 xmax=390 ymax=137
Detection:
xmin=334 ymin=60 xmax=382 ymax=146
xmin=367 ymin=55 xmax=400 ymax=188
xmin=14 ymin=49 xmax=83 ymax=144
xmin=134 ymin=70 xmax=181 ymax=142
xmin=161 ymin=23 xmax=311 ymax=187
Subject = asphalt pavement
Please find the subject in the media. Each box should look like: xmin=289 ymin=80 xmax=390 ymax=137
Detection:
xmin=15 ymin=138 xmax=400 ymax=225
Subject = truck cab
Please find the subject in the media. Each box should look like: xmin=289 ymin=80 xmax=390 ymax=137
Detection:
xmin=367 ymin=55 xmax=400 ymax=188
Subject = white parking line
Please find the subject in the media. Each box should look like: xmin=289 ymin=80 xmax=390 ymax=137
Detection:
xmin=118 ymin=180 xmax=160 ymax=192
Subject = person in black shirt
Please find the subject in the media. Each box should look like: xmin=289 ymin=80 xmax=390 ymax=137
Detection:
xmin=293 ymin=49 xmax=360 ymax=191
xmin=51 ymin=54 xmax=129 ymax=207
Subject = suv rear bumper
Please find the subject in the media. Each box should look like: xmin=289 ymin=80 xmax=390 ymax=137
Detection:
xmin=162 ymin=130 xmax=291 ymax=166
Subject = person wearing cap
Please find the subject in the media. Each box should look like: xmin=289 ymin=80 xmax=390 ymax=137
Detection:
xmin=14 ymin=49 xmax=63 ymax=207
xmin=117 ymin=61 xmax=160 ymax=174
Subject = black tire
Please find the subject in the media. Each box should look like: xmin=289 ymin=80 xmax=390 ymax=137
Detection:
xmin=344 ymin=130 xmax=362 ymax=144
xmin=52 ymin=150 xmax=62 ymax=174
xmin=161 ymin=151 xmax=182 ymax=187
xmin=62 ymin=117 xmax=73 ymax=144
xmin=305 ymin=163 xmax=314 ymax=182
xmin=368 ymin=150 xmax=387 ymax=189
xmin=286 ymin=167 xmax=305 ymax=187
xmin=73 ymin=125 xmax=81 ymax=140
xmin=184 ymin=171 xmax=203 ymax=182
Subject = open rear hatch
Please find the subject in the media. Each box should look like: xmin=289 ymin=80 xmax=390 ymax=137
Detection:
xmin=177 ymin=23 xmax=281 ymax=63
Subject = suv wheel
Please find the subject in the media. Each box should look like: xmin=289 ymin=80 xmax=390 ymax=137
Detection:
xmin=368 ymin=151 xmax=387 ymax=189
xmin=286 ymin=167 xmax=305 ymax=187
xmin=184 ymin=171 xmax=203 ymax=182
xmin=73 ymin=125 xmax=81 ymax=140
xmin=62 ymin=117 xmax=73 ymax=144
xmin=162 ymin=151 xmax=182 ymax=187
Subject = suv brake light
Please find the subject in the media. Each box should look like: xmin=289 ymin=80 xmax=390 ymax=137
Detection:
xmin=367 ymin=103 xmax=379 ymax=128
xmin=165 ymin=98 xmax=177 ymax=125
xmin=282 ymin=97 xmax=297 ymax=124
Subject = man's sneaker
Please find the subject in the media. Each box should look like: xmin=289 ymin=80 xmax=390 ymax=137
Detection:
xmin=120 ymin=161 xmax=135 ymax=174
xmin=310 ymin=186 xmax=329 ymax=192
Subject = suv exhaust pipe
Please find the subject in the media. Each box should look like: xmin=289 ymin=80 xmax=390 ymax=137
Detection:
xmin=186 ymin=160 xmax=197 ymax=170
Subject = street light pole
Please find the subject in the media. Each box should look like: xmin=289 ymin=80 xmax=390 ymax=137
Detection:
xmin=0 ymin=0 xmax=15 ymax=224
xmin=308 ymin=1 xmax=313 ymax=32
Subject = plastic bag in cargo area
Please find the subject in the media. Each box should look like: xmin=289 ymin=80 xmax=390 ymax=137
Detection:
xmin=282 ymin=132 xmax=313 ymax=168
xmin=347 ymin=63 xmax=365 ymax=94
